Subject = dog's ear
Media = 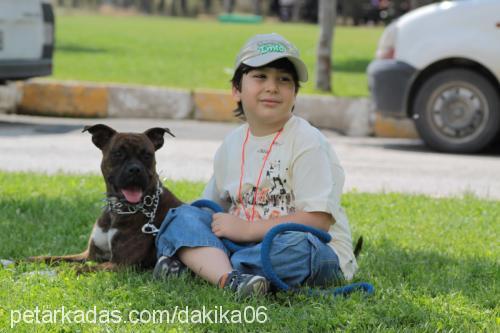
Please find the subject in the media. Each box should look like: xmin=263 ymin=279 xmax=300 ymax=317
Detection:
xmin=82 ymin=124 xmax=117 ymax=150
xmin=144 ymin=127 xmax=175 ymax=151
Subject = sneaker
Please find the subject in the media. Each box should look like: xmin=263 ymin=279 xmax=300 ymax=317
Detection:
xmin=153 ymin=256 xmax=186 ymax=279
xmin=218 ymin=270 xmax=270 ymax=298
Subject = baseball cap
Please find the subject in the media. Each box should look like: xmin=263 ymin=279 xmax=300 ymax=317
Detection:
xmin=234 ymin=33 xmax=308 ymax=82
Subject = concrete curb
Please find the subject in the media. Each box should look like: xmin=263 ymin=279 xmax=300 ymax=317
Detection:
xmin=3 ymin=79 xmax=419 ymax=139
xmin=19 ymin=80 xmax=108 ymax=118
xmin=0 ymin=82 xmax=21 ymax=114
xmin=374 ymin=113 xmax=419 ymax=139
xmin=294 ymin=95 xmax=373 ymax=137
xmin=193 ymin=89 xmax=238 ymax=122
xmin=108 ymin=84 xmax=193 ymax=119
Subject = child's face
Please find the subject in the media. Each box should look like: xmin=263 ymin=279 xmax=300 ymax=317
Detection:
xmin=233 ymin=66 xmax=297 ymax=132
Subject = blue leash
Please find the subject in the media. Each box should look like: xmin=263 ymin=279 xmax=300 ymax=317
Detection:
xmin=191 ymin=199 xmax=374 ymax=297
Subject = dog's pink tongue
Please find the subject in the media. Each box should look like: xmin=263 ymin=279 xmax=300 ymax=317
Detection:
xmin=121 ymin=188 xmax=143 ymax=204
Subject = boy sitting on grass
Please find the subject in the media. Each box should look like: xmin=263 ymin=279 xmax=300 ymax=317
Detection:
xmin=154 ymin=33 xmax=358 ymax=298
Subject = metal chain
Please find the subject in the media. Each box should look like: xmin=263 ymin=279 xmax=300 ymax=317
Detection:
xmin=104 ymin=181 xmax=163 ymax=235
xmin=140 ymin=183 xmax=162 ymax=235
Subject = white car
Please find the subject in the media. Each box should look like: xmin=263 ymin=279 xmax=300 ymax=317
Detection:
xmin=0 ymin=0 xmax=54 ymax=82
xmin=368 ymin=0 xmax=500 ymax=153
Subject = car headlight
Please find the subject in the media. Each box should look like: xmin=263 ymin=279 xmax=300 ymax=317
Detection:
xmin=376 ymin=22 xmax=398 ymax=59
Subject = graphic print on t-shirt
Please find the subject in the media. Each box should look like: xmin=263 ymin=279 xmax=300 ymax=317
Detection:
xmin=229 ymin=159 xmax=296 ymax=220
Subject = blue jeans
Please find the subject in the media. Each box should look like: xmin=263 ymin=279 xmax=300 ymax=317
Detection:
xmin=155 ymin=205 xmax=344 ymax=288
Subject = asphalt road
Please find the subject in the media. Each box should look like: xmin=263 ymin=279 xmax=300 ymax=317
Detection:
xmin=1 ymin=114 xmax=499 ymax=200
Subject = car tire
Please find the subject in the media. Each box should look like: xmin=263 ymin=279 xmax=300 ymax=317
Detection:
xmin=413 ymin=69 xmax=500 ymax=153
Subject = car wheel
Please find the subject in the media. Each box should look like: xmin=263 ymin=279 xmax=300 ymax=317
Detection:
xmin=413 ymin=69 xmax=500 ymax=153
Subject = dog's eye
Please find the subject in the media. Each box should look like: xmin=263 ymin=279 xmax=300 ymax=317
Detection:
xmin=142 ymin=152 xmax=153 ymax=161
xmin=112 ymin=150 xmax=124 ymax=159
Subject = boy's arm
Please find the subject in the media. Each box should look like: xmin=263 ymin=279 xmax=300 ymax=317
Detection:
xmin=202 ymin=175 xmax=230 ymax=211
xmin=201 ymin=145 xmax=231 ymax=211
xmin=211 ymin=211 xmax=334 ymax=243
xmin=252 ymin=211 xmax=333 ymax=240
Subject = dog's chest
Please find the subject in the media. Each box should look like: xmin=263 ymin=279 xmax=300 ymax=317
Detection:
xmin=90 ymin=223 xmax=118 ymax=260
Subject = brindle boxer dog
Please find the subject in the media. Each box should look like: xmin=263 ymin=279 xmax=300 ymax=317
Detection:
xmin=29 ymin=124 xmax=182 ymax=271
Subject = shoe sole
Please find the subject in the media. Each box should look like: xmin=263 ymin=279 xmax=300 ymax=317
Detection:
xmin=238 ymin=276 xmax=270 ymax=298
xmin=153 ymin=257 xmax=185 ymax=279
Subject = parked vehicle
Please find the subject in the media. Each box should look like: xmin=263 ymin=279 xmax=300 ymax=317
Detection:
xmin=368 ymin=0 xmax=500 ymax=153
xmin=0 ymin=0 xmax=55 ymax=82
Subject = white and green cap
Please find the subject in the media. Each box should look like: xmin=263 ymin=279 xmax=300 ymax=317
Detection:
xmin=234 ymin=33 xmax=308 ymax=82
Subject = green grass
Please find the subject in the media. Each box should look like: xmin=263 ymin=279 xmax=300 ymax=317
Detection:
xmin=53 ymin=14 xmax=382 ymax=97
xmin=1 ymin=172 xmax=498 ymax=332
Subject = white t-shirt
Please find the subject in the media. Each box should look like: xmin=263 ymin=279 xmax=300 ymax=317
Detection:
xmin=202 ymin=115 xmax=358 ymax=280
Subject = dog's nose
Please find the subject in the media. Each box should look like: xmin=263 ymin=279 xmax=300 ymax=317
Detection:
xmin=127 ymin=165 xmax=141 ymax=175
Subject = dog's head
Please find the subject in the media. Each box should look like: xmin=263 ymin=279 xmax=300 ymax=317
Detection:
xmin=83 ymin=124 xmax=174 ymax=204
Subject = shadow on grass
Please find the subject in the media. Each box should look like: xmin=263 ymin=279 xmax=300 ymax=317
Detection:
xmin=2 ymin=197 xmax=497 ymax=304
xmin=334 ymin=58 xmax=371 ymax=73
xmin=271 ymin=238 xmax=498 ymax=330
xmin=361 ymin=238 xmax=498 ymax=309
xmin=1 ymin=195 xmax=496 ymax=331
xmin=56 ymin=43 xmax=109 ymax=54
xmin=0 ymin=196 xmax=100 ymax=259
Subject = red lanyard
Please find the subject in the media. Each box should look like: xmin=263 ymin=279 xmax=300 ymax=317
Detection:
xmin=238 ymin=127 xmax=283 ymax=222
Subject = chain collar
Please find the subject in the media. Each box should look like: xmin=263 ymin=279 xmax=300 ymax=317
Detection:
xmin=104 ymin=181 xmax=163 ymax=235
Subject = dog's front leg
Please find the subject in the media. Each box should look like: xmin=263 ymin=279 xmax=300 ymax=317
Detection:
xmin=27 ymin=250 xmax=89 ymax=265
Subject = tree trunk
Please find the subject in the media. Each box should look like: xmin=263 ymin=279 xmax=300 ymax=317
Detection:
xmin=315 ymin=0 xmax=336 ymax=92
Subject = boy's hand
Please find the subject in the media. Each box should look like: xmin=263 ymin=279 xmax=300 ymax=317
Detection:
xmin=211 ymin=213 xmax=254 ymax=243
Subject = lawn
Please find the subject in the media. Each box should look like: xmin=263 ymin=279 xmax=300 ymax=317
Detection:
xmin=0 ymin=172 xmax=498 ymax=332
xmin=53 ymin=14 xmax=382 ymax=97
